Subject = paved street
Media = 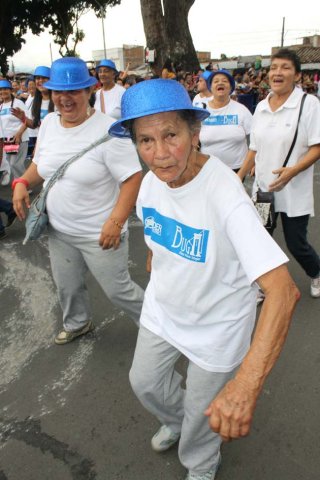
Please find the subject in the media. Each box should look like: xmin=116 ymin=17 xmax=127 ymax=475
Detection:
xmin=0 ymin=168 xmax=319 ymax=480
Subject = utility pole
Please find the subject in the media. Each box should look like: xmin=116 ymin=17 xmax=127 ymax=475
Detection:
xmin=281 ymin=17 xmax=285 ymax=47
xmin=93 ymin=0 xmax=107 ymax=58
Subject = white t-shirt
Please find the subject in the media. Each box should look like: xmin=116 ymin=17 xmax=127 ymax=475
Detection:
xmin=250 ymin=87 xmax=320 ymax=217
xmin=94 ymin=84 xmax=125 ymax=120
xmin=192 ymin=93 xmax=213 ymax=109
xmin=0 ymin=98 xmax=28 ymax=141
xmin=26 ymin=98 xmax=51 ymax=137
xmin=136 ymin=158 xmax=288 ymax=372
xmin=199 ymin=99 xmax=252 ymax=170
xmin=33 ymin=111 xmax=141 ymax=238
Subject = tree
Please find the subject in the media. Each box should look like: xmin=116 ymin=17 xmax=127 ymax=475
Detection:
xmin=140 ymin=0 xmax=199 ymax=73
xmin=0 ymin=0 xmax=120 ymax=75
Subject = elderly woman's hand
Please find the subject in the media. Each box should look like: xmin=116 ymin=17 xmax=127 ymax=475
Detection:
xmin=13 ymin=184 xmax=31 ymax=220
xmin=269 ymin=166 xmax=297 ymax=192
xmin=204 ymin=377 xmax=258 ymax=442
xmin=99 ymin=218 xmax=122 ymax=250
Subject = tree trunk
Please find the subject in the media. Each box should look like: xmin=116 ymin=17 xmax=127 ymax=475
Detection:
xmin=140 ymin=0 xmax=199 ymax=74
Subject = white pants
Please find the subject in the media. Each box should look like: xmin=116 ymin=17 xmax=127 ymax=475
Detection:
xmin=129 ymin=326 xmax=236 ymax=474
xmin=48 ymin=227 xmax=144 ymax=331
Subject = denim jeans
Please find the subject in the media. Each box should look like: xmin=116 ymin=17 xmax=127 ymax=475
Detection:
xmin=0 ymin=197 xmax=14 ymax=232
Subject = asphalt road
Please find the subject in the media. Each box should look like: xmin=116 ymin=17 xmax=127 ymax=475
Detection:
xmin=0 ymin=167 xmax=319 ymax=480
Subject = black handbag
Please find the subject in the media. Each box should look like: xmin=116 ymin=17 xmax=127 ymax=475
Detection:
xmin=254 ymin=93 xmax=307 ymax=232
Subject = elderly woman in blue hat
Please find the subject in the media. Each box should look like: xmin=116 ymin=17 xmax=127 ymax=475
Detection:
xmin=108 ymin=79 xmax=299 ymax=480
xmin=12 ymin=57 xmax=144 ymax=345
xmin=94 ymin=58 xmax=125 ymax=119
xmin=199 ymin=69 xmax=253 ymax=173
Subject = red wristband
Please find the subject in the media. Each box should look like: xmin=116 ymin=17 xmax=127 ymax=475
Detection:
xmin=11 ymin=178 xmax=30 ymax=190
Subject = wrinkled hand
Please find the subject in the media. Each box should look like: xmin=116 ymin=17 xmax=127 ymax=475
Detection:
xmin=204 ymin=378 xmax=258 ymax=442
xmin=269 ymin=167 xmax=296 ymax=192
xmin=99 ymin=219 xmax=121 ymax=250
xmin=13 ymin=184 xmax=30 ymax=220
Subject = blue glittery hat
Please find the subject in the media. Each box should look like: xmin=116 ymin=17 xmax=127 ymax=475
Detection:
xmin=96 ymin=59 xmax=118 ymax=74
xmin=108 ymin=79 xmax=210 ymax=138
xmin=0 ymin=79 xmax=12 ymax=89
xmin=34 ymin=65 xmax=51 ymax=78
xmin=206 ymin=69 xmax=235 ymax=94
xmin=44 ymin=57 xmax=97 ymax=91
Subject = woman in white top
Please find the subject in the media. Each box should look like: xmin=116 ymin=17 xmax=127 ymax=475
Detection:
xmin=94 ymin=59 xmax=125 ymax=120
xmin=12 ymin=57 xmax=144 ymax=345
xmin=238 ymin=48 xmax=320 ymax=298
xmin=200 ymin=69 xmax=252 ymax=172
xmin=108 ymin=79 xmax=299 ymax=480
xmin=0 ymin=79 xmax=28 ymax=181
xmin=12 ymin=66 xmax=54 ymax=159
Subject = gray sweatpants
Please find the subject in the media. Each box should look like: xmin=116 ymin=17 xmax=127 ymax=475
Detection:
xmin=129 ymin=326 xmax=236 ymax=475
xmin=48 ymin=227 xmax=144 ymax=331
xmin=6 ymin=141 xmax=28 ymax=179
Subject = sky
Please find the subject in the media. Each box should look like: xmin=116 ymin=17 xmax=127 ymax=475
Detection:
xmin=9 ymin=0 xmax=320 ymax=73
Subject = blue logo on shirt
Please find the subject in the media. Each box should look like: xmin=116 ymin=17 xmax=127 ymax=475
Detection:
xmin=142 ymin=207 xmax=209 ymax=263
xmin=40 ymin=109 xmax=48 ymax=120
xmin=203 ymin=114 xmax=238 ymax=126
xmin=0 ymin=108 xmax=11 ymax=116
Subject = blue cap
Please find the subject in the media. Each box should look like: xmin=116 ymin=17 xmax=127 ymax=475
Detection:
xmin=109 ymin=79 xmax=210 ymax=138
xmin=34 ymin=66 xmax=51 ymax=78
xmin=0 ymin=79 xmax=12 ymax=89
xmin=200 ymin=70 xmax=213 ymax=82
xmin=96 ymin=59 xmax=118 ymax=74
xmin=44 ymin=57 xmax=97 ymax=91
xmin=206 ymin=69 xmax=235 ymax=94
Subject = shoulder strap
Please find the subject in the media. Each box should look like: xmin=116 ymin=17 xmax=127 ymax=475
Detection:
xmin=282 ymin=93 xmax=307 ymax=168
xmin=42 ymin=132 xmax=111 ymax=198
xmin=100 ymin=90 xmax=106 ymax=113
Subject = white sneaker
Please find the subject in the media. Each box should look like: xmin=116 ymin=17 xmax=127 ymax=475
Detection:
xmin=151 ymin=425 xmax=180 ymax=452
xmin=310 ymin=274 xmax=320 ymax=298
xmin=185 ymin=453 xmax=221 ymax=480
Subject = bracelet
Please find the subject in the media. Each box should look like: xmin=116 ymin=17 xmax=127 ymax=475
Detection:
xmin=110 ymin=217 xmax=123 ymax=229
xmin=11 ymin=178 xmax=30 ymax=190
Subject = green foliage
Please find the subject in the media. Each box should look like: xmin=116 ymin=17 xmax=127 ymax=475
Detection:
xmin=0 ymin=0 xmax=121 ymax=74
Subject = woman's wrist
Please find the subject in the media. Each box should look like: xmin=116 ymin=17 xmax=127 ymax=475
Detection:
xmin=11 ymin=178 xmax=30 ymax=190
xmin=109 ymin=217 xmax=124 ymax=230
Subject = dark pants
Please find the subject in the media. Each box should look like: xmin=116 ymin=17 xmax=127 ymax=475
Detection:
xmin=271 ymin=212 xmax=320 ymax=278
xmin=0 ymin=197 xmax=14 ymax=232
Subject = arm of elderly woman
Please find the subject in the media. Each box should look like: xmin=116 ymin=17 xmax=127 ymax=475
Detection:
xmin=205 ymin=264 xmax=299 ymax=442
xmin=13 ymin=162 xmax=44 ymax=221
xmin=99 ymin=171 xmax=142 ymax=250
xmin=269 ymin=143 xmax=320 ymax=192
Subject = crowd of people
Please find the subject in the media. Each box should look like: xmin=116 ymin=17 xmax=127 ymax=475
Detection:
xmin=0 ymin=48 xmax=320 ymax=480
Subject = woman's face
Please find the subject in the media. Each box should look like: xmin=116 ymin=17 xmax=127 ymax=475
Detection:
xmin=269 ymin=58 xmax=300 ymax=95
xmin=35 ymin=76 xmax=49 ymax=94
xmin=134 ymin=111 xmax=199 ymax=187
xmin=0 ymin=88 xmax=12 ymax=102
xmin=27 ymin=80 xmax=36 ymax=96
xmin=52 ymin=88 xmax=91 ymax=127
xmin=98 ymin=67 xmax=115 ymax=86
xmin=210 ymin=74 xmax=231 ymax=99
